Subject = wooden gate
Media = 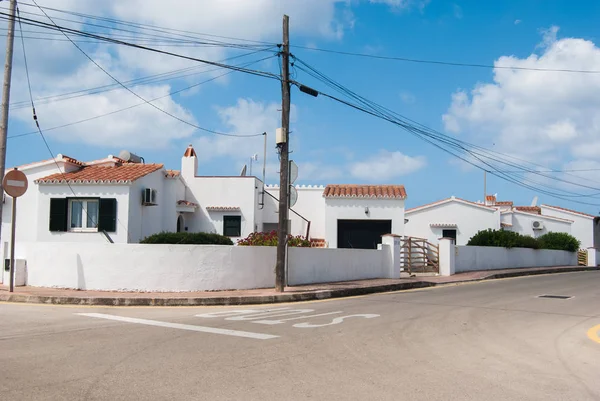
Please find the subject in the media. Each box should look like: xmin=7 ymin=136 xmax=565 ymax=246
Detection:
xmin=400 ymin=237 xmax=439 ymax=274
xmin=577 ymin=249 xmax=587 ymax=266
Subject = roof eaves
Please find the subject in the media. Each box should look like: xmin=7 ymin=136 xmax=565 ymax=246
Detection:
xmin=540 ymin=204 xmax=596 ymax=219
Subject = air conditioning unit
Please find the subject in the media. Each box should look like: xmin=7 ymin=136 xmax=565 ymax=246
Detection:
xmin=532 ymin=220 xmax=544 ymax=230
xmin=142 ymin=188 xmax=157 ymax=206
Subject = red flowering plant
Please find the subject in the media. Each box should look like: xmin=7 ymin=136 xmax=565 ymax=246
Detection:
xmin=237 ymin=231 xmax=310 ymax=247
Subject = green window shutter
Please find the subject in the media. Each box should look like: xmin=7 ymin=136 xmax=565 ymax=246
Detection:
xmin=223 ymin=216 xmax=241 ymax=237
xmin=98 ymin=198 xmax=117 ymax=232
xmin=49 ymin=198 xmax=68 ymax=232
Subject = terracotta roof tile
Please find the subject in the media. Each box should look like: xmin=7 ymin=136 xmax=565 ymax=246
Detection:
xmin=323 ymin=184 xmax=407 ymax=199
xmin=485 ymin=195 xmax=496 ymax=202
xmin=206 ymin=206 xmax=240 ymax=211
xmin=541 ymin=204 xmax=597 ymax=219
xmin=514 ymin=206 xmax=541 ymax=214
xmin=177 ymin=200 xmax=198 ymax=207
xmin=166 ymin=170 xmax=180 ymax=178
xmin=495 ymin=201 xmax=514 ymax=206
xmin=183 ymin=145 xmax=197 ymax=158
xmin=35 ymin=163 xmax=163 ymax=184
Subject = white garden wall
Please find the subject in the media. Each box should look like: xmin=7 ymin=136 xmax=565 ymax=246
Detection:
xmin=20 ymin=240 xmax=400 ymax=291
xmin=455 ymin=245 xmax=576 ymax=272
xmin=24 ymin=242 xmax=277 ymax=291
xmin=288 ymin=247 xmax=387 ymax=286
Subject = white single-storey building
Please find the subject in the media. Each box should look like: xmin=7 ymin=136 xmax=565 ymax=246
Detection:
xmin=1 ymin=145 xmax=408 ymax=259
xmin=404 ymin=193 xmax=597 ymax=248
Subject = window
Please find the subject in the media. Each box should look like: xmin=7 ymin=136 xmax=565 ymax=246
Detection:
xmin=50 ymin=198 xmax=117 ymax=233
xmin=223 ymin=215 xmax=241 ymax=237
xmin=442 ymin=229 xmax=457 ymax=241
xmin=69 ymin=199 xmax=99 ymax=231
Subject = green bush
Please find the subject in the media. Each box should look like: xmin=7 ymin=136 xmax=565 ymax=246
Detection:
xmin=537 ymin=232 xmax=580 ymax=252
xmin=141 ymin=231 xmax=233 ymax=245
xmin=237 ymin=231 xmax=311 ymax=247
xmin=467 ymin=229 xmax=580 ymax=252
xmin=467 ymin=229 xmax=539 ymax=249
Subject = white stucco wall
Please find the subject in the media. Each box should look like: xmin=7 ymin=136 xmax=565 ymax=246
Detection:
xmin=455 ymin=246 xmax=577 ymax=272
xmin=540 ymin=206 xmax=595 ymax=248
xmin=24 ymin=242 xmax=277 ymax=291
xmin=128 ymin=170 xmax=175 ymax=243
xmin=508 ymin=211 xmax=572 ymax=239
xmin=264 ymin=185 xmax=326 ymax=239
xmin=324 ymin=198 xmax=405 ymax=248
xmin=37 ymin=184 xmax=131 ymax=243
xmin=287 ymin=247 xmax=387 ymax=285
xmin=405 ymin=200 xmax=500 ymax=245
xmin=182 ymin=176 xmax=259 ymax=242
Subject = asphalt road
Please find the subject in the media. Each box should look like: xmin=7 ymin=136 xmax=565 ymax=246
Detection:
xmin=1 ymin=271 xmax=599 ymax=401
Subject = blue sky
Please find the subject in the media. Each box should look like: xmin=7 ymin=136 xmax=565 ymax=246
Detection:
xmin=3 ymin=0 xmax=600 ymax=214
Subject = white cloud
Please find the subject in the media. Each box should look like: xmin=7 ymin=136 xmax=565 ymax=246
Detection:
xmin=400 ymin=91 xmax=416 ymax=104
xmin=514 ymin=19 xmax=522 ymax=25
xmin=194 ymin=98 xmax=284 ymax=175
xmin=350 ymin=150 xmax=426 ymax=181
xmin=442 ymin=27 xmax=600 ymax=173
xmin=369 ymin=0 xmax=430 ymax=11
xmin=453 ymin=4 xmax=463 ymax=19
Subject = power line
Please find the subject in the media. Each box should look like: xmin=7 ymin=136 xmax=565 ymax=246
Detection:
xmin=25 ymin=2 xmax=272 ymax=139
xmin=291 ymin=46 xmax=600 ymax=74
xmin=15 ymin=1 xmax=277 ymax=46
xmin=15 ymin=6 xmax=130 ymax=241
xmin=0 ymin=11 xmax=282 ymax=81
xmin=289 ymin=57 xmax=600 ymax=205
xmin=8 ymin=46 xmax=277 ymax=110
xmin=8 ymin=54 xmax=275 ymax=139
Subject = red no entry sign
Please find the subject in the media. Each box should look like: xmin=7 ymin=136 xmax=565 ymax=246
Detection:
xmin=3 ymin=168 xmax=28 ymax=198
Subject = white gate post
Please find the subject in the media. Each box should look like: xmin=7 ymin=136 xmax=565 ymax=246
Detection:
xmin=439 ymin=237 xmax=456 ymax=276
xmin=381 ymin=234 xmax=401 ymax=279
xmin=587 ymin=247 xmax=597 ymax=267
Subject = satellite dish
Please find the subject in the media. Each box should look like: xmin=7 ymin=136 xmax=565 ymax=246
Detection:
xmin=530 ymin=196 xmax=538 ymax=207
xmin=240 ymin=165 xmax=247 ymax=176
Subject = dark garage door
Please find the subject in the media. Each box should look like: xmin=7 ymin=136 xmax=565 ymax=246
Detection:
xmin=337 ymin=219 xmax=392 ymax=249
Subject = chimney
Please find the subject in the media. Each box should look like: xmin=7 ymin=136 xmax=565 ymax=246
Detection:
xmin=181 ymin=144 xmax=197 ymax=180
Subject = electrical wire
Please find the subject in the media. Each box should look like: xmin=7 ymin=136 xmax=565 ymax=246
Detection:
xmin=289 ymin=57 xmax=600 ymax=205
xmin=15 ymin=6 xmax=130 ymax=242
xmin=0 ymin=11 xmax=282 ymax=81
xmin=8 ymin=54 xmax=276 ymax=139
xmin=25 ymin=1 xmax=271 ymax=139
xmin=291 ymin=45 xmax=600 ymax=74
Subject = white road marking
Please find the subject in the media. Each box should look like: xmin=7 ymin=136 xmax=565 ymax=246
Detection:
xmin=195 ymin=308 xmax=290 ymax=319
xmin=225 ymin=309 xmax=315 ymax=321
xmin=77 ymin=313 xmax=279 ymax=340
xmin=252 ymin=311 xmax=343 ymax=325
xmin=293 ymin=314 xmax=380 ymax=328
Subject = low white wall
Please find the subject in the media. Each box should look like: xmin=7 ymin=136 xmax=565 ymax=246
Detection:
xmin=288 ymin=247 xmax=387 ymax=286
xmin=455 ymin=246 xmax=576 ymax=272
xmin=24 ymin=242 xmax=276 ymax=292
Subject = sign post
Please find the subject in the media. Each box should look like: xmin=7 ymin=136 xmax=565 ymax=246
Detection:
xmin=3 ymin=168 xmax=28 ymax=292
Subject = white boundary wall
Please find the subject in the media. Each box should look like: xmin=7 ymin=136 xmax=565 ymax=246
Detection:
xmin=455 ymin=246 xmax=576 ymax=273
xmin=24 ymin=242 xmax=277 ymax=291
xmin=20 ymin=239 xmax=401 ymax=291
xmin=288 ymin=247 xmax=387 ymax=286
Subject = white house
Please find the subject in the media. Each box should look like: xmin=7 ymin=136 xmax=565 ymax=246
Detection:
xmin=540 ymin=204 xmax=600 ymax=248
xmin=404 ymin=196 xmax=501 ymax=245
xmin=1 ymin=145 xmax=408 ymax=258
xmin=404 ymin=193 xmax=596 ymax=249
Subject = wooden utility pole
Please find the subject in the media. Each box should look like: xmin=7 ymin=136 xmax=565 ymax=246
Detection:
xmin=0 ymin=0 xmax=17 ymax=243
xmin=275 ymin=15 xmax=290 ymax=292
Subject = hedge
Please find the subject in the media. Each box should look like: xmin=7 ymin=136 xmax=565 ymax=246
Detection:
xmin=466 ymin=229 xmax=580 ymax=252
xmin=141 ymin=231 xmax=233 ymax=245
xmin=237 ymin=231 xmax=311 ymax=247
xmin=537 ymin=232 xmax=580 ymax=252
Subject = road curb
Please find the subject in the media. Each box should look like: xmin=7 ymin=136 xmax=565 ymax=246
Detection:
xmin=0 ymin=267 xmax=597 ymax=306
